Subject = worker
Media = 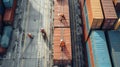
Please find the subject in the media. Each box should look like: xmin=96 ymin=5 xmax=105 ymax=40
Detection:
xmin=60 ymin=39 xmax=65 ymax=51
xmin=58 ymin=13 xmax=66 ymax=22
xmin=40 ymin=28 xmax=47 ymax=39
xmin=27 ymin=33 xmax=34 ymax=39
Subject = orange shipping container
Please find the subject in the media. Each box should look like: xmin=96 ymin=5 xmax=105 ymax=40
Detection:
xmin=101 ymin=0 xmax=118 ymax=29
xmin=86 ymin=0 xmax=103 ymax=29
xmin=53 ymin=28 xmax=72 ymax=65
xmin=54 ymin=0 xmax=70 ymax=21
xmin=90 ymin=0 xmax=103 ymax=29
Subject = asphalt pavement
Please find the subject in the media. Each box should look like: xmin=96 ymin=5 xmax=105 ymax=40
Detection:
xmin=0 ymin=0 xmax=53 ymax=67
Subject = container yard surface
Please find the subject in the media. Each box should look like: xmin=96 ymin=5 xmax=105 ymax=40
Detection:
xmin=86 ymin=31 xmax=112 ymax=67
xmin=107 ymin=31 xmax=120 ymax=67
xmin=0 ymin=0 xmax=53 ymax=67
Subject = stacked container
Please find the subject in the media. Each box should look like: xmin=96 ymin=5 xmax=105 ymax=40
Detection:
xmin=0 ymin=0 xmax=4 ymax=15
xmin=0 ymin=0 xmax=17 ymax=53
xmin=86 ymin=31 xmax=112 ymax=67
xmin=107 ymin=31 xmax=120 ymax=67
xmin=114 ymin=12 xmax=120 ymax=30
xmin=3 ymin=0 xmax=17 ymax=24
xmin=0 ymin=26 xmax=12 ymax=48
xmin=89 ymin=0 xmax=103 ymax=29
xmin=53 ymin=0 xmax=72 ymax=66
xmin=0 ymin=0 xmax=4 ymax=34
xmin=82 ymin=0 xmax=104 ymax=41
xmin=3 ymin=0 xmax=14 ymax=8
xmin=101 ymin=0 xmax=118 ymax=30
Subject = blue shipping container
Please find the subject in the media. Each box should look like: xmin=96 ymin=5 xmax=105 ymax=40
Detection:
xmin=0 ymin=26 xmax=12 ymax=48
xmin=87 ymin=31 xmax=112 ymax=67
xmin=108 ymin=31 xmax=120 ymax=67
xmin=0 ymin=4 xmax=4 ymax=14
xmin=3 ymin=0 xmax=13 ymax=8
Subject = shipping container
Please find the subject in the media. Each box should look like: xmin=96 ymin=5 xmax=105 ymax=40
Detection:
xmin=0 ymin=26 xmax=12 ymax=48
xmin=0 ymin=4 xmax=4 ymax=15
xmin=79 ymin=0 xmax=84 ymax=9
xmin=0 ymin=15 xmax=3 ymax=34
xmin=53 ymin=0 xmax=71 ymax=66
xmin=113 ymin=0 xmax=120 ymax=11
xmin=101 ymin=0 xmax=118 ymax=30
xmin=54 ymin=0 xmax=69 ymax=21
xmin=53 ymin=28 xmax=72 ymax=66
xmin=83 ymin=1 xmax=91 ymax=41
xmin=0 ymin=46 xmax=6 ymax=54
xmin=86 ymin=31 xmax=112 ymax=67
xmin=115 ymin=12 xmax=120 ymax=30
xmin=107 ymin=31 xmax=120 ymax=67
xmin=83 ymin=0 xmax=103 ymax=29
xmin=3 ymin=0 xmax=17 ymax=23
xmin=90 ymin=0 xmax=103 ymax=29
xmin=3 ymin=0 xmax=14 ymax=8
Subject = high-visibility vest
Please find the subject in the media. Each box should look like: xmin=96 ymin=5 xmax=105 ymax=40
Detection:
xmin=60 ymin=41 xmax=65 ymax=47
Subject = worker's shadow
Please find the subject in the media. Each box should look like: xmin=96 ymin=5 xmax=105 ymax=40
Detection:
xmin=61 ymin=19 xmax=69 ymax=26
xmin=62 ymin=45 xmax=71 ymax=60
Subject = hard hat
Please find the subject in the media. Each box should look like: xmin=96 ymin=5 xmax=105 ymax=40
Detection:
xmin=60 ymin=39 xmax=63 ymax=42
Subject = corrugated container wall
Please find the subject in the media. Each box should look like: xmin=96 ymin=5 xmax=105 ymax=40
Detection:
xmin=113 ymin=0 xmax=120 ymax=11
xmin=3 ymin=0 xmax=17 ymax=23
xmin=115 ymin=12 xmax=120 ymax=30
xmin=107 ymin=31 xmax=120 ymax=67
xmin=53 ymin=28 xmax=72 ymax=65
xmin=3 ymin=0 xmax=14 ymax=8
xmin=86 ymin=31 xmax=112 ymax=67
xmin=0 ymin=15 xmax=3 ymax=34
xmin=0 ymin=4 xmax=4 ymax=15
xmin=90 ymin=0 xmax=103 ymax=29
xmin=101 ymin=0 xmax=118 ymax=30
xmin=83 ymin=1 xmax=90 ymax=41
xmin=0 ymin=26 xmax=12 ymax=48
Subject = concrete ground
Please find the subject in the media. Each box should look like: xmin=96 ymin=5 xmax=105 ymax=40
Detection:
xmin=0 ymin=0 xmax=53 ymax=67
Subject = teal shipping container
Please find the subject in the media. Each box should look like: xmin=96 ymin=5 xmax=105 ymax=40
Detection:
xmin=3 ymin=0 xmax=13 ymax=8
xmin=0 ymin=26 xmax=12 ymax=48
xmin=107 ymin=31 xmax=120 ymax=67
xmin=86 ymin=31 xmax=112 ymax=67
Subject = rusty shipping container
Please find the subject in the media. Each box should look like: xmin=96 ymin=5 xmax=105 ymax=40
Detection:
xmin=54 ymin=0 xmax=70 ymax=27
xmin=3 ymin=0 xmax=17 ymax=23
xmin=101 ymin=0 xmax=118 ymax=30
xmin=113 ymin=0 xmax=120 ymax=11
xmin=0 ymin=46 xmax=6 ymax=54
xmin=53 ymin=0 xmax=71 ymax=66
xmin=82 ymin=0 xmax=92 ymax=41
xmin=53 ymin=28 xmax=72 ymax=66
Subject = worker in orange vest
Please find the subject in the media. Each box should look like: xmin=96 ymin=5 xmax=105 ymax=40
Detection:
xmin=27 ymin=33 xmax=34 ymax=39
xmin=60 ymin=39 xmax=65 ymax=51
xmin=58 ymin=13 xmax=66 ymax=22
